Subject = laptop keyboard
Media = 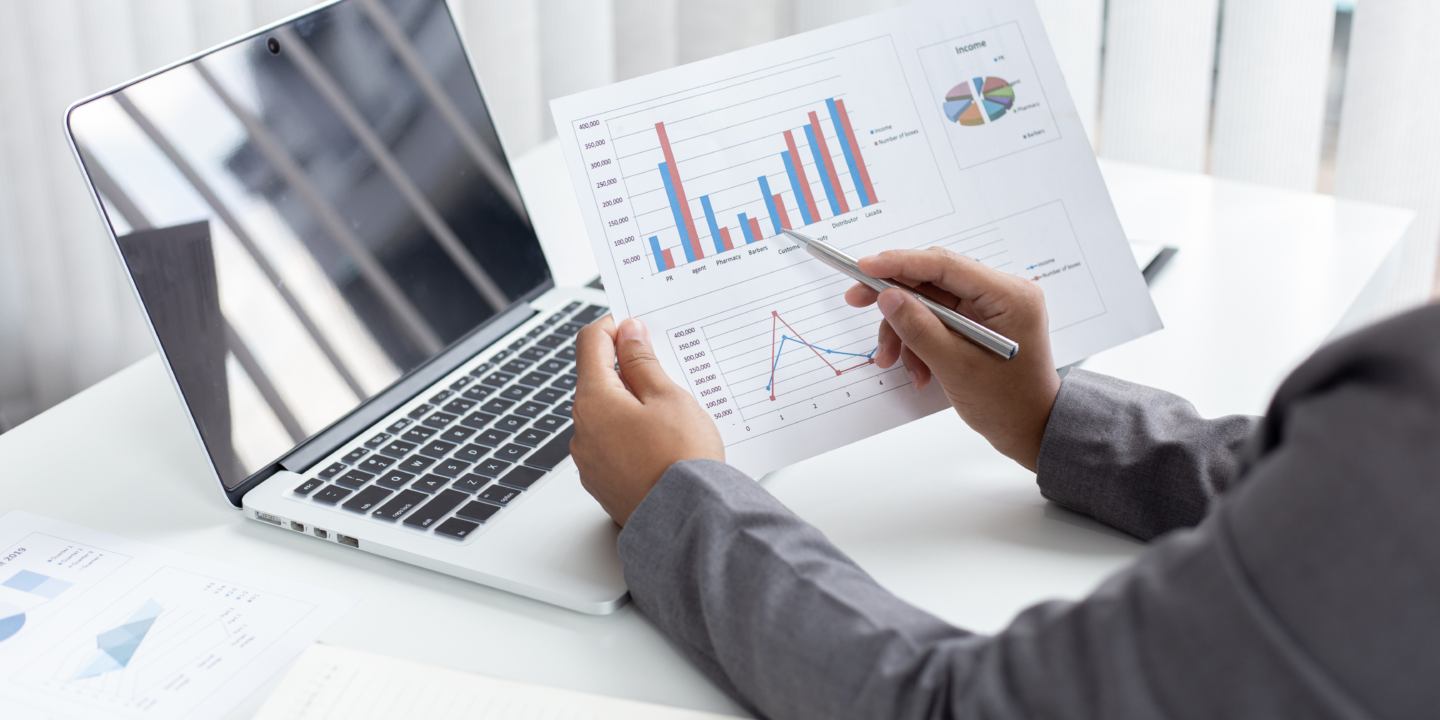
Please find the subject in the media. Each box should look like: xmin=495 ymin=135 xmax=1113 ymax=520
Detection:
xmin=289 ymin=302 xmax=607 ymax=542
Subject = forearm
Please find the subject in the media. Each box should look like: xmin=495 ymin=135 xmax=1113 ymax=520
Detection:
xmin=1036 ymin=370 xmax=1259 ymax=539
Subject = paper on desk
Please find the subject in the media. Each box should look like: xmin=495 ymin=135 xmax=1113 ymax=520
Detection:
xmin=551 ymin=0 xmax=1161 ymax=477
xmin=254 ymin=643 xmax=734 ymax=720
xmin=0 ymin=511 xmax=354 ymax=720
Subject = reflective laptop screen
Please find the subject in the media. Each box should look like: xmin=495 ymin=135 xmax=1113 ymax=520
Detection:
xmin=67 ymin=0 xmax=550 ymax=490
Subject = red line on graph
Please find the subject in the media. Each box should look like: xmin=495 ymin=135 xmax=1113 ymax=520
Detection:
xmin=767 ymin=310 xmax=875 ymax=401
xmin=808 ymin=110 xmax=850 ymax=214
xmin=655 ymin=121 xmax=705 ymax=261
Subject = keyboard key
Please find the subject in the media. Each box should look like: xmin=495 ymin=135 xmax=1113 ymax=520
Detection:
xmin=460 ymin=412 xmax=496 ymax=429
xmin=518 ymin=371 xmax=553 ymax=387
xmin=408 ymin=404 xmax=434 ymax=419
xmin=494 ymin=444 xmax=529 ymax=463
xmin=474 ymin=429 xmax=511 ymax=447
xmin=556 ymin=321 xmax=584 ymax=336
xmin=479 ymin=484 xmax=520 ymax=505
xmin=573 ymin=304 xmax=608 ymax=324
xmin=432 ymin=458 xmax=472 ymax=478
xmin=412 ymin=474 xmax=450 ymax=493
xmin=294 ymin=478 xmax=324 ymax=495
xmin=526 ymin=325 xmax=546 ymax=339
xmin=515 ymin=428 xmax=551 ymax=447
xmin=501 ymin=359 xmax=531 ymax=374
xmin=537 ymin=334 xmax=567 ymax=349
xmin=376 ymin=469 xmax=415 ymax=489
xmin=562 ymin=300 xmax=583 ymax=312
xmin=422 ymin=412 xmax=458 ymax=429
xmin=557 ymin=345 xmax=578 ymax=362
xmin=402 ymin=426 xmax=436 ymax=443
xmin=532 ymin=414 xmax=569 ymax=433
xmin=358 ymin=455 xmax=396 ymax=473
xmin=397 ymin=455 xmax=436 ymax=473
xmin=500 ymin=385 xmax=533 ymax=401
xmin=499 ymin=466 xmax=546 ymax=490
xmin=453 ymin=444 xmax=490 ymax=463
xmin=554 ymin=400 xmax=574 ymax=418
xmin=363 ymin=432 xmax=392 ymax=449
xmin=419 ymin=440 xmax=457 ymax=459
xmin=456 ymin=501 xmax=501 ymax=523
xmin=480 ymin=371 xmax=514 ymax=388
xmin=435 ymin=517 xmax=480 ymax=540
xmin=381 ymin=440 xmax=417 ymax=458
xmin=341 ymin=447 xmax=368 ymax=465
xmin=440 ymin=426 xmax=476 ymax=443
xmin=336 ymin=469 xmax=375 ymax=489
xmin=547 ymin=311 xmax=567 ymax=324
xmin=524 ymin=426 xmax=576 ymax=470
xmin=443 ymin=398 xmax=476 ymax=415
xmin=515 ymin=401 xmax=548 ymax=418
xmin=537 ymin=359 xmax=570 ymax=375
xmin=372 ymin=489 xmax=427 ymax=521
xmin=494 ymin=415 xmax=529 ymax=432
xmin=318 ymin=462 xmax=345 ymax=479
xmin=533 ymin=387 xmax=566 ymax=405
xmin=403 ymin=489 xmax=468 ymax=529
xmin=520 ymin=347 xmax=550 ymax=362
xmin=313 ymin=485 xmax=352 ymax=504
xmin=493 ymin=348 xmax=512 ymax=362
xmin=462 ymin=384 xmax=494 ymax=402
xmin=480 ymin=398 xmax=515 ymax=415
xmin=385 ymin=418 xmax=412 ymax=434
xmin=429 ymin=389 xmax=454 ymax=404
xmin=449 ymin=375 xmax=474 ymax=390
xmin=472 ymin=457 xmax=512 ymax=478
xmin=467 ymin=361 xmax=493 ymax=377
xmin=550 ymin=374 xmax=578 ymax=392
xmin=342 ymin=485 xmax=392 ymax=513
xmin=454 ymin=474 xmax=489 ymax=492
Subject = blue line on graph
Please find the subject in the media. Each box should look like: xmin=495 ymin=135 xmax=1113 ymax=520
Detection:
xmin=765 ymin=335 xmax=877 ymax=391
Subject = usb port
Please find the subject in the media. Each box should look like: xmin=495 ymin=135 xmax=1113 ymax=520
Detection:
xmin=256 ymin=512 xmax=282 ymax=526
xmin=337 ymin=534 xmax=359 ymax=548
xmin=313 ymin=528 xmax=329 ymax=540
xmin=290 ymin=521 xmax=306 ymax=532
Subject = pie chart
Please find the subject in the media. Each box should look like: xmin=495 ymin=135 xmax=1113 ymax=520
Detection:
xmin=0 ymin=602 xmax=24 ymax=643
xmin=943 ymin=77 xmax=1017 ymax=126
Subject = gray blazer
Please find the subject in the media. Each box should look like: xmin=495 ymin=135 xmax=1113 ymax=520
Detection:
xmin=617 ymin=303 xmax=1440 ymax=720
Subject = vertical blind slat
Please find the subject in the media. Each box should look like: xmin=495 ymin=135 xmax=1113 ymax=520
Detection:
xmin=1032 ymin=0 xmax=1104 ymax=143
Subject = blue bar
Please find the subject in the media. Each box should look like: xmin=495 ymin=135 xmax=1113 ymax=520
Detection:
xmin=739 ymin=213 xmax=756 ymax=244
xmin=700 ymin=195 xmax=725 ymax=255
xmin=827 ymin=98 xmax=869 ymax=207
xmin=759 ymin=176 xmax=782 ymax=234
xmin=649 ymin=236 xmax=666 ymax=272
xmin=805 ymin=123 xmax=842 ymax=216
xmin=659 ymin=162 xmax=696 ymax=263
xmin=781 ymin=151 xmax=813 ymax=225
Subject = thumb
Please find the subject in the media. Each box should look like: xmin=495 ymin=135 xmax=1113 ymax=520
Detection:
xmin=615 ymin=318 xmax=676 ymax=402
xmin=876 ymin=288 xmax=958 ymax=363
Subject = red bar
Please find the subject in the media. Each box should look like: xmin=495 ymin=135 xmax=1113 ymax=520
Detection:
xmin=748 ymin=216 xmax=763 ymax=242
xmin=655 ymin=122 xmax=705 ymax=260
xmin=719 ymin=226 xmax=735 ymax=251
xmin=662 ymin=248 xmax=676 ymax=269
xmin=808 ymin=111 xmax=849 ymax=214
xmin=772 ymin=194 xmax=792 ymax=230
xmin=834 ymin=100 xmax=877 ymax=204
xmin=783 ymin=129 xmax=821 ymax=224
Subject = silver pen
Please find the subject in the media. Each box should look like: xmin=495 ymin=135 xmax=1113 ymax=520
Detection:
xmin=781 ymin=229 xmax=1019 ymax=360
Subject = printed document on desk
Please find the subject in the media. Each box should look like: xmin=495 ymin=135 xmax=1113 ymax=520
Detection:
xmin=0 ymin=511 xmax=354 ymax=720
xmin=551 ymin=0 xmax=1161 ymax=475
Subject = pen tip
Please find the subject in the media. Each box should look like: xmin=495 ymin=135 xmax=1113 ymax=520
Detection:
xmin=781 ymin=229 xmax=808 ymax=246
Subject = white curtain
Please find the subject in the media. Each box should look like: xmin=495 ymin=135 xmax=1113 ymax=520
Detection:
xmin=1 ymin=0 xmax=1436 ymax=431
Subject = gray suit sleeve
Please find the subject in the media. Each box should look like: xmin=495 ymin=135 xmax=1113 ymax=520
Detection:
xmin=1035 ymin=369 xmax=1260 ymax=539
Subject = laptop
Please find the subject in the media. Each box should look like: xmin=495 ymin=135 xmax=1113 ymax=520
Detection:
xmin=64 ymin=0 xmax=627 ymax=614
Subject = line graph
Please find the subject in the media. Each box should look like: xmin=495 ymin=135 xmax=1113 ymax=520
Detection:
xmin=766 ymin=310 xmax=875 ymax=400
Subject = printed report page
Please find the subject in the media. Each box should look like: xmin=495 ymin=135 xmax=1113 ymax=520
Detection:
xmin=551 ymin=0 xmax=1161 ymax=476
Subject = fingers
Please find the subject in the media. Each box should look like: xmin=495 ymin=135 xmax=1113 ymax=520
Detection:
xmin=859 ymin=248 xmax=1005 ymax=302
xmin=845 ymin=282 xmax=879 ymax=308
xmin=875 ymin=319 xmax=901 ymax=368
xmin=614 ymin=318 xmax=678 ymax=403
xmin=575 ymin=316 xmax=627 ymax=395
xmin=900 ymin=345 xmax=931 ymax=388
xmin=876 ymin=288 xmax=962 ymax=362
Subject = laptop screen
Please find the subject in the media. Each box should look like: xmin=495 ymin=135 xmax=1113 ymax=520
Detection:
xmin=67 ymin=0 xmax=550 ymax=490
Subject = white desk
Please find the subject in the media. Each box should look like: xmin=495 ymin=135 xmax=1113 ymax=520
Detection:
xmin=0 ymin=143 xmax=1419 ymax=719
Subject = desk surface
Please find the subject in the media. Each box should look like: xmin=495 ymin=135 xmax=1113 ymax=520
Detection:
xmin=0 ymin=143 xmax=1418 ymax=719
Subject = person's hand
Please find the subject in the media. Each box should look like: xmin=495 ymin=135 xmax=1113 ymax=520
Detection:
xmin=571 ymin=315 xmax=724 ymax=526
xmin=845 ymin=248 xmax=1060 ymax=471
